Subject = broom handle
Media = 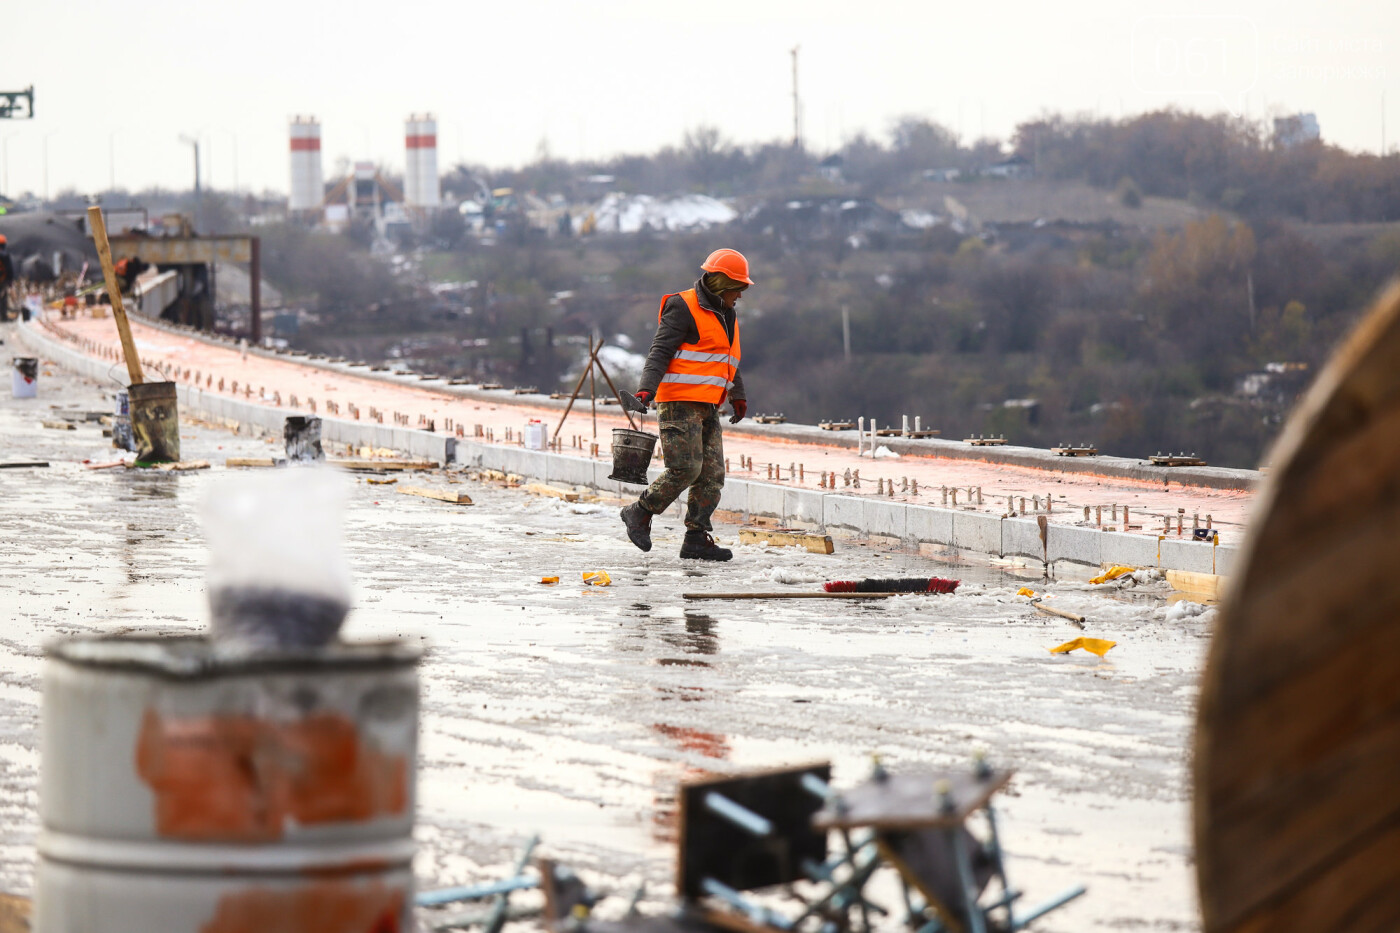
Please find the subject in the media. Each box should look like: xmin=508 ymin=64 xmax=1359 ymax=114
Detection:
xmin=683 ymin=592 xmax=904 ymax=600
xmin=87 ymin=206 xmax=143 ymax=386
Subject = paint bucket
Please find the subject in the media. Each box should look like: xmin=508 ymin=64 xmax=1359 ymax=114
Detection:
xmin=11 ymin=357 xmax=38 ymax=399
xmin=128 ymin=381 xmax=180 ymax=465
xmin=283 ymin=415 xmax=324 ymax=462
xmin=35 ymin=634 xmax=421 ymax=933
xmin=608 ymin=427 xmax=658 ymax=485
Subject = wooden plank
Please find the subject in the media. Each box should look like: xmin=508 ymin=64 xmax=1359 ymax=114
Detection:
xmin=0 ymin=460 xmax=50 ymax=469
xmin=329 ymin=458 xmax=439 ymax=471
xmin=964 ymin=437 xmax=1006 ymax=446
xmin=0 ymin=892 xmax=31 ymax=933
xmin=1165 ymin=569 xmax=1226 ymax=601
xmin=153 ymin=459 xmax=210 ymax=471
xmin=738 ymin=528 xmax=835 ymax=554
xmin=1051 ymin=446 xmax=1099 ymax=457
xmin=524 ymin=483 xmax=580 ymax=502
xmin=87 ymin=206 xmax=144 ymax=386
xmin=399 ymin=486 xmax=473 ymax=505
xmin=41 ymin=420 xmax=77 ymax=430
xmin=225 ymin=457 xmax=284 ymax=468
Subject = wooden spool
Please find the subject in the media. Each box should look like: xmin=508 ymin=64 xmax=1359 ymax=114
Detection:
xmin=1194 ymin=281 xmax=1400 ymax=932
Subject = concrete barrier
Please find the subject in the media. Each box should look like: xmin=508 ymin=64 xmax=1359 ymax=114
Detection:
xmin=907 ymin=506 xmax=955 ymax=546
xmin=18 ymin=319 xmax=1242 ymax=579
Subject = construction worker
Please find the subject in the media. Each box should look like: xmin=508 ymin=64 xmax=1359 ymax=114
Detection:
xmin=0 ymin=235 xmax=12 ymax=321
xmin=113 ymin=257 xmax=149 ymax=295
xmin=620 ymin=248 xmax=750 ymax=561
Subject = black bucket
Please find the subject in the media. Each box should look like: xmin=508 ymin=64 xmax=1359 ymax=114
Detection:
xmin=284 ymin=415 xmax=324 ymax=462
xmin=128 ymin=381 xmax=181 ymax=465
xmin=608 ymin=428 xmax=658 ymax=485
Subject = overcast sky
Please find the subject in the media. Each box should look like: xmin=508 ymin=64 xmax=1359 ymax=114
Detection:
xmin=3 ymin=0 xmax=1394 ymax=199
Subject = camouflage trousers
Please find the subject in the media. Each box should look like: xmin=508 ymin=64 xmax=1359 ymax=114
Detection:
xmin=638 ymin=401 xmax=726 ymax=533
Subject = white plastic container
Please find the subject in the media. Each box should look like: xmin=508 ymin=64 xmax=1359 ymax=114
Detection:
xmin=524 ymin=419 xmax=548 ymax=451
xmin=12 ymin=357 xmax=38 ymax=399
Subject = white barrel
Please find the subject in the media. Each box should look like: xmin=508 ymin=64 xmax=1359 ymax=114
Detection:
xmin=36 ymin=635 xmax=421 ymax=933
xmin=12 ymin=357 xmax=38 ymax=398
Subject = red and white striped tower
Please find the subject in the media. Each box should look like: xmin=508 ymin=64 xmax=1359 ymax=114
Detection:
xmin=404 ymin=114 xmax=440 ymax=211
xmin=288 ymin=117 xmax=324 ymax=217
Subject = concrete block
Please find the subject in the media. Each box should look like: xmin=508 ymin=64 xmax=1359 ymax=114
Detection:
xmin=747 ymin=482 xmax=785 ymax=519
xmin=592 ymin=460 xmax=628 ymax=497
xmin=906 ymin=506 xmax=954 ymax=546
xmin=864 ymin=499 xmax=908 ymax=539
xmin=544 ymin=454 xmax=594 ymax=487
xmin=719 ymin=478 xmax=749 ymax=515
xmin=1099 ymin=531 xmax=1163 ymax=569
xmin=1001 ymin=518 xmax=1045 ymax=561
xmin=1160 ymin=537 xmax=1223 ymax=575
xmin=1047 ymin=524 xmax=1102 ymax=567
xmin=1215 ymin=544 xmax=1239 ymax=578
xmin=952 ymin=512 xmax=1002 ymax=556
xmin=783 ymin=488 xmax=825 ymax=527
xmin=823 ymin=495 xmax=864 ymax=531
xmin=516 ymin=450 xmax=550 ymax=481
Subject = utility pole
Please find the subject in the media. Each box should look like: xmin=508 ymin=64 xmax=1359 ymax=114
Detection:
xmin=791 ymin=45 xmax=801 ymax=150
xmin=180 ymin=134 xmax=201 ymax=233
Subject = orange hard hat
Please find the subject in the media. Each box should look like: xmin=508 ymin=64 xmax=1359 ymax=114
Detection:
xmin=0 ymin=234 xmax=6 ymax=245
xmin=700 ymin=248 xmax=753 ymax=286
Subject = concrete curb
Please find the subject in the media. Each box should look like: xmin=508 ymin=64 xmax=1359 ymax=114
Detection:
xmin=20 ymin=319 xmax=1237 ymax=578
xmin=84 ymin=311 xmax=1261 ymax=493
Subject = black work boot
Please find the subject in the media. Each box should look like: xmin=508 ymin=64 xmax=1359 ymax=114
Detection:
xmin=620 ymin=501 xmax=654 ymax=552
xmin=680 ymin=531 xmax=732 ymax=561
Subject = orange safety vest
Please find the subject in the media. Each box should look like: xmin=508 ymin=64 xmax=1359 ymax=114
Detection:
xmin=654 ymin=289 xmax=741 ymax=405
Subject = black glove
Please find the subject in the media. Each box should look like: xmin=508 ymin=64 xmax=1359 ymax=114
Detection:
xmin=623 ymin=390 xmax=652 ymax=414
xmin=729 ymin=399 xmax=747 ymax=424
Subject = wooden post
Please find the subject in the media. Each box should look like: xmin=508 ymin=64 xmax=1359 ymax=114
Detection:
xmin=588 ymin=336 xmax=598 ymax=439
xmin=87 ymin=206 xmax=143 ymax=386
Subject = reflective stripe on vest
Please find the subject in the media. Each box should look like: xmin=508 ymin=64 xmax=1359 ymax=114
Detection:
xmin=654 ymin=289 xmax=741 ymax=405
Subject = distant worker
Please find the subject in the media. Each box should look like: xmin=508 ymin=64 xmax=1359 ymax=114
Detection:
xmin=113 ymin=257 xmax=149 ymax=295
xmin=620 ymin=248 xmax=751 ymax=561
xmin=0 ymin=235 xmax=12 ymax=321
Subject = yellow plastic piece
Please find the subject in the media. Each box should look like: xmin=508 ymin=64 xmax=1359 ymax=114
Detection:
xmin=1090 ymin=565 xmax=1135 ymax=585
xmin=540 ymin=576 xmax=559 ymax=585
xmin=582 ymin=570 xmax=612 ymax=587
xmin=1016 ymin=586 xmax=1036 ymax=598
xmin=1050 ymin=637 xmax=1117 ymax=657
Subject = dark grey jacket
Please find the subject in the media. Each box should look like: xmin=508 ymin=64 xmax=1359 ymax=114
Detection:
xmin=637 ymin=278 xmax=745 ymax=402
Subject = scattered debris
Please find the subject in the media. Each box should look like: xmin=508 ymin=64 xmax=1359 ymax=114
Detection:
xmin=0 ymin=459 xmax=50 ymax=469
xmin=41 ymin=420 xmax=77 ymax=430
xmin=1090 ymin=565 xmax=1136 ymax=585
xmin=1032 ymin=600 xmax=1086 ymax=626
xmin=1050 ymin=637 xmax=1117 ymax=657
xmin=366 ymin=477 xmax=398 ymax=486
xmin=540 ymin=576 xmax=559 ymax=585
xmin=582 ymin=571 xmax=611 ymax=586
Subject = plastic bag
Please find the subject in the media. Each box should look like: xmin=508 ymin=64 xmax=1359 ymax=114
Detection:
xmin=202 ymin=468 xmax=351 ymax=648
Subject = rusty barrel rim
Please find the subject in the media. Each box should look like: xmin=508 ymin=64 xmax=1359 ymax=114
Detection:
xmin=608 ymin=427 xmax=658 ymax=485
xmin=48 ymin=634 xmax=422 ymax=680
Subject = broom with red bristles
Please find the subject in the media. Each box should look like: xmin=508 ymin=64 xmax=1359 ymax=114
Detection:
xmin=823 ymin=577 xmax=960 ymax=594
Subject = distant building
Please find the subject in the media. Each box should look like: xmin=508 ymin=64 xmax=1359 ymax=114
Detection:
xmin=1273 ymin=113 xmax=1321 ymax=149
xmin=982 ymin=155 xmax=1032 ymax=180
xmin=818 ymin=154 xmax=845 ymax=183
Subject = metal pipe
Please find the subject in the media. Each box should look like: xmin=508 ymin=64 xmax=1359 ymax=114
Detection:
xmin=704 ymin=792 xmax=773 ymax=837
xmin=416 ymin=875 xmax=539 ymax=908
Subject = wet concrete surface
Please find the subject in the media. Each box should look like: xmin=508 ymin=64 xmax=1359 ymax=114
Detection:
xmin=0 ymin=339 xmax=1209 ymax=931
